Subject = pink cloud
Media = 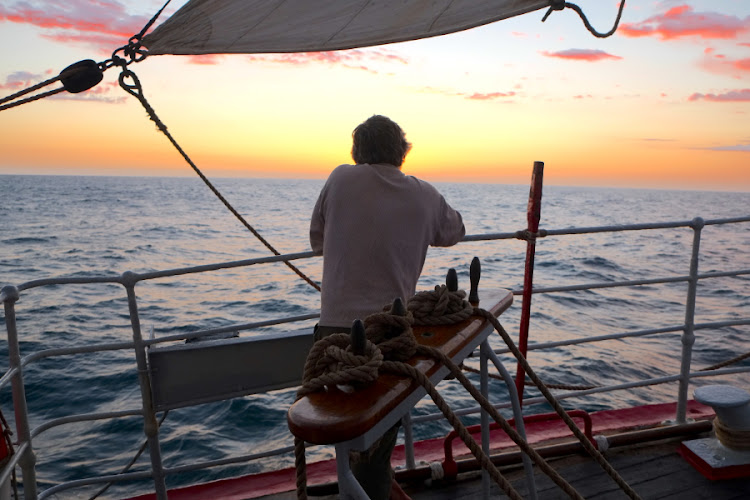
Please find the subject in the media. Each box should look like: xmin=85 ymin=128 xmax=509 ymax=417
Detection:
xmin=619 ymin=5 xmax=749 ymax=40
xmin=699 ymin=51 xmax=750 ymax=78
xmin=703 ymin=142 xmax=750 ymax=152
xmin=688 ymin=89 xmax=750 ymax=102
xmin=246 ymin=48 xmax=408 ymax=73
xmin=416 ymin=86 xmax=516 ymax=102
xmin=188 ymin=54 xmax=223 ymax=65
xmin=466 ymin=92 xmax=515 ymax=101
xmin=48 ymin=81 xmax=125 ymax=103
xmin=0 ymin=1 xmax=150 ymax=54
xmin=541 ymin=49 xmax=622 ymax=62
xmin=0 ymin=71 xmax=44 ymax=91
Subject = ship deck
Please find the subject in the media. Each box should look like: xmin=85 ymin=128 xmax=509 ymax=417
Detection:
xmin=262 ymin=433 xmax=750 ymax=500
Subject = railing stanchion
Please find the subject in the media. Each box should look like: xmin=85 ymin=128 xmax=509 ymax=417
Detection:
xmin=676 ymin=217 xmax=704 ymax=423
xmin=0 ymin=218 xmax=748 ymax=497
xmin=1 ymin=286 xmax=38 ymax=499
xmin=123 ymin=273 xmax=168 ymax=499
xmin=401 ymin=412 xmax=415 ymax=469
xmin=480 ymin=342 xmax=491 ymax=499
xmin=516 ymin=161 xmax=544 ymax=404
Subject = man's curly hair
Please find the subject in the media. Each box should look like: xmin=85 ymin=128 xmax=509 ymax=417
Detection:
xmin=351 ymin=115 xmax=412 ymax=167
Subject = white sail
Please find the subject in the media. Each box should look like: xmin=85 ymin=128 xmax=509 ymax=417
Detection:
xmin=142 ymin=0 xmax=551 ymax=55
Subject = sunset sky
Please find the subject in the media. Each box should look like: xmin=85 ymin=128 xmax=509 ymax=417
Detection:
xmin=1 ymin=1 xmax=748 ymax=191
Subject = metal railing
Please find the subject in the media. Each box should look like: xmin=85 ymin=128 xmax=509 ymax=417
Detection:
xmin=1 ymin=215 xmax=749 ymax=499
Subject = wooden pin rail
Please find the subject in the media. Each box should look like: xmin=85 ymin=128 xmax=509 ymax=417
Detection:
xmin=287 ymin=289 xmax=513 ymax=446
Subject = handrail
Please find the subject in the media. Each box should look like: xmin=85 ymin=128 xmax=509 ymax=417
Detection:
xmin=1 ymin=216 xmax=748 ymax=499
xmin=36 ymin=444 xmax=299 ymax=499
xmin=30 ymin=410 xmax=144 ymax=439
xmin=16 ymin=250 xmax=319 ymax=292
xmin=475 ymin=318 xmax=750 ymax=354
xmin=512 ymin=268 xmax=750 ymax=295
xmin=411 ymin=364 xmax=750 ymax=425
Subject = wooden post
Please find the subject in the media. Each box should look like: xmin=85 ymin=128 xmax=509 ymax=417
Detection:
xmin=515 ymin=161 xmax=544 ymax=405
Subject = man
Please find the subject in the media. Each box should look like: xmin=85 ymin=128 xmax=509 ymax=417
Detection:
xmin=310 ymin=114 xmax=465 ymax=337
xmin=309 ymin=115 xmax=465 ymax=499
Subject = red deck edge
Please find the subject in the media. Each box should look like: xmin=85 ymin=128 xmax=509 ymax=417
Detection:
xmin=124 ymin=400 xmax=714 ymax=500
xmin=678 ymin=443 xmax=750 ymax=480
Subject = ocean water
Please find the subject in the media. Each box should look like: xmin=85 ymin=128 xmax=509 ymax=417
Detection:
xmin=1 ymin=174 xmax=749 ymax=498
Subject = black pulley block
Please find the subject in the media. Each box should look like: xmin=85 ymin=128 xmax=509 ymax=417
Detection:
xmin=60 ymin=60 xmax=103 ymax=93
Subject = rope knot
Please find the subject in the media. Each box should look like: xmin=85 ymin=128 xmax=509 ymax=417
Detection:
xmin=515 ymin=229 xmax=547 ymax=241
xmin=363 ymin=309 xmax=417 ymax=361
xmin=407 ymin=285 xmax=473 ymax=326
xmin=297 ymin=333 xmax=383 ymax=398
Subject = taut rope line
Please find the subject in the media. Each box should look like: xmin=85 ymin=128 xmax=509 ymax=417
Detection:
xmin=291 ymin=289 xmax=622 ymax=500
xmin=1 ymin=59 xmax=322 ymax=292
xmin=117 ymin=68 xmax=321 ymax=292
xmin=0 ymin=77 xmax=67 ymax=111
xmin=403 ymin=345 xmax=584 ymax=499
xmin=292 ymin=285 xmax=643 ymax=499
xmin=474 ymin=307 xmax=641 ymax=500
xmin=292 ymin=323 xmax=536 ymax=500
xmin=0 ymin=0 xmax=167 ymax=112
xmin=701 ymin=351 xmax=750 ymax=372
xmin=407 ymin=286 xmax=638 ymax=497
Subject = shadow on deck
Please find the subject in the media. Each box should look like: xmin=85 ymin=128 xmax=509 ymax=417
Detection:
xmin=404 ymin=435 xmax=750 ymax=500
xmin=264 ymin=434 xmax=750 ymax=499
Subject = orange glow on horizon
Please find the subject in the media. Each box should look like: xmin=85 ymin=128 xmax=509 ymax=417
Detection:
xmin=1 ymin=2 xmax=749 ymax=191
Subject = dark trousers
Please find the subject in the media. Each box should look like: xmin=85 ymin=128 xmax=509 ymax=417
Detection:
xmin=313 ymin=324 xmax=398 ymax=500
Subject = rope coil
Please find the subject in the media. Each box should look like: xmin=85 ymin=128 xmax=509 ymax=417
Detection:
xmin=407 ymin=285 xmax=473 ymax=326
xmin=713 ymin=418 xmax=750 ymax=451
xmin=297 ymin=333 xmax=383 ymax=398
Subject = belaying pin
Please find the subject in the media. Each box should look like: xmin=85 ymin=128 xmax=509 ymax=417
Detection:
xmin=469 ymin=256 xmax=481 ymax=304
xmin=390 ymin=297 xmax=406 ymax=316
xmin=446 ymin=268 xmax=458 ymax=292
xmin=350 ymin=319 xmax=366 ymax=356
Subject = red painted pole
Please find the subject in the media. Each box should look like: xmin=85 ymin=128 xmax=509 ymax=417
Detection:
xmin=515 ymin=161 xmax=544 ymax=405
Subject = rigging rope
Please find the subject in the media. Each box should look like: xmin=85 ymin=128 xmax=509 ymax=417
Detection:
xmin=0 ymin=0 xmax=160 ymax=113
xmin=292 ymin=311 xmax=572 ymax=500
xmin=0 ymin=75 xmax=66 ymax=110
xmin=117 ymin=68 xmax=321 ymax=292
xmin=0 ymin=60 xmax=102 ymax=112
xmin=543 ymin=0 xmax=626 ymax=38
xmin=700 ymin=351 xmax=750 ymax=372
xmin=292 ymin=286 xmax=643 ymax=500
xmin=474 ymin=307 xmax=640 ymax=499
xmin=87 ymin=410 xmax=170 ymax=500
xmin=1 ymin=46 xmax=322 ymax=291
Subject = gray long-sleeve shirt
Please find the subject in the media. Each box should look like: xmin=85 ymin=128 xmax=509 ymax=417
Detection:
xmin=310 ymin=163 xmax=465 ymax=327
